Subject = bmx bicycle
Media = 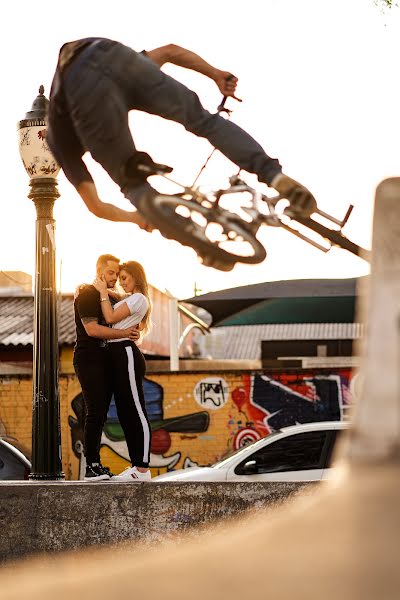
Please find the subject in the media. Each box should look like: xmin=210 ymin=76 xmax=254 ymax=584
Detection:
xmin=134 ymin=97 xmax=371 ymax=272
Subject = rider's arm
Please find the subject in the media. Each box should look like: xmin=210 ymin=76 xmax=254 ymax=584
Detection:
xmin=145 ymin=44 xmax=238 ymax=97
xmin=77 ymin=181 xmax=148 ymax=227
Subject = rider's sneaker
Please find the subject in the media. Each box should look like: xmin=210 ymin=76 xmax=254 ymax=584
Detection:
xmin=84 ymin=462 xmax=110 ymax=482
xmin=283 ymin=194 xmax=317 ymax=219
xmin=111 ymin=466 xmax=152 ymax=482
xmin=122 ymin=152 xmax=172 ymax=184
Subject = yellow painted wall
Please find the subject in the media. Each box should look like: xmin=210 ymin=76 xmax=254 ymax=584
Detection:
xmin=0 ymin=368 xmax=354 ymax=480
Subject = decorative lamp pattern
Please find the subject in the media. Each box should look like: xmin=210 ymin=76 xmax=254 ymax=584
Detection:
xmin=17 ymin=85 xmax=60 ymax=180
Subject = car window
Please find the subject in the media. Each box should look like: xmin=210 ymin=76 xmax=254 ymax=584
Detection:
xmin=324 ymin=429 xmax=344 ymax=467
xmin=0 ymin=443 xmax=27 ymax=480
xmin=212 ymin=430 xmax=284 ymax=469
xmin=235 ymin=430 xmax=330 ymax=475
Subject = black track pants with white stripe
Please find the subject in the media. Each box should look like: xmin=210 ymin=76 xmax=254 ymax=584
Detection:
xmin=110 ymin=341 xmax=151 ymax=468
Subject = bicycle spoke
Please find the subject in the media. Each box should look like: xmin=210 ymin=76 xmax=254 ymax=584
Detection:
xmin=137 ymin=192 xmax=267 ymax=265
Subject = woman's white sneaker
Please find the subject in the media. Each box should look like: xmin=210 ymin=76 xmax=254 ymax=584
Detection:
xmin=111 ymin=466 xmax=151 ymax=482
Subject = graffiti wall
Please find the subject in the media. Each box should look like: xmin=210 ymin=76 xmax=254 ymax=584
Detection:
xmin=0 ymin=368 xmax=354 ymax=479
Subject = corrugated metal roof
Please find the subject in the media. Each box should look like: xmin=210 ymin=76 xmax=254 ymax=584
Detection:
xmin=0 ymin=293 xmax=202 ymax=356
xmin=204 ymin=323 xmax=364 ymax=360
xmin=0 ymin=295 xmax=75 ymax=347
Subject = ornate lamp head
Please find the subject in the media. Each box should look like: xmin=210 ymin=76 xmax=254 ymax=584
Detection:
xmin=17 ymin=86 xmax=60 ymax=180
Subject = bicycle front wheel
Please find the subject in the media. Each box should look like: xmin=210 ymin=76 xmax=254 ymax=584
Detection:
xmin=136 ymin=192 xmax=267 ymax=270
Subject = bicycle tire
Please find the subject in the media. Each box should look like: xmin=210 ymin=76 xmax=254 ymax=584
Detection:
xmin=294 ymin=216 xmax=371 ymax=261
xmin=136 ymin=192 xmax=267 ymax=269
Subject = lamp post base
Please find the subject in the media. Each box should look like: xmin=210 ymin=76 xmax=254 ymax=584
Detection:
xmin=29 ymin=472 xmax=65 ymax=481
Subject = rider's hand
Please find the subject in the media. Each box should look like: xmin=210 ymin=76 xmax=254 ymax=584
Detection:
xmin=214 ymin=70 xmax=241 ymax=101
xmin=272 ymin=174 xmax=317 ymax=217
xmin=130 ymin=211 xmax=155 ymax=233
xmin=126 ymin=326 xmax=140 ymax=342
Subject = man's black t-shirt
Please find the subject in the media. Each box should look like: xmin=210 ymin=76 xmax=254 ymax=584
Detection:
xmin=74 ymin=284 xmax=107 ymax=350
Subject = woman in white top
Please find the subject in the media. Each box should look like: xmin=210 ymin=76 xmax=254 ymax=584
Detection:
xmin=94 ymin=261 xmax=152 ymax=482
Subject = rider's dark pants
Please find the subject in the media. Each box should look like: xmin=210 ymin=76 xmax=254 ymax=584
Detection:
xmin=62 ymin=40 xmax=281 ymax=199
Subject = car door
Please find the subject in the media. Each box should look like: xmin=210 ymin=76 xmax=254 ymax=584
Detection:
xmin=321 ymin=429 xmax=345 ymax=479
xmin=227 ymin=430 xmax=332 ymax=482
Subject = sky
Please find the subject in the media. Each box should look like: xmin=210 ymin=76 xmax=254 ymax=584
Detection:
xmin=1 ymin=0 xmax=400 ymax=299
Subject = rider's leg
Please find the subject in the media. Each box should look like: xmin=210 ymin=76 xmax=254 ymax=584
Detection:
xmin=121 ymin=50 xmax=282 ymax=186
xmin=63 ymin=40 xmax=280 ymax=204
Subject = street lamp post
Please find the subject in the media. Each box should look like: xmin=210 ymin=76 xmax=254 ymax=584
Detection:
xmin=17 ymin=86 xmax=64 ymax=480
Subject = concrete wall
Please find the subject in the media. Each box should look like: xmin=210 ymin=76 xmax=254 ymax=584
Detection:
xmin=0 ymin=367 xmax=354 ymax=480
xmin=0 ymin=481 xmax=316 ymax=562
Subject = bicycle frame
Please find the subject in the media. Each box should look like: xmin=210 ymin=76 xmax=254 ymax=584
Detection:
xmin=214 ymin=175 xmax=361 ymax=254
xmin=141 ymin=90 xmax=370 ymax=263
xmin=155 ymin=168 xmax=370 ymax=260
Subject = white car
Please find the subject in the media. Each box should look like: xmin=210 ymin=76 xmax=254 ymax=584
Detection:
xmin=153 ymin=421 xmax=349 ymax=483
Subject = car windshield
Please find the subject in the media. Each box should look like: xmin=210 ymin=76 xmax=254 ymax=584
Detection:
xmin=211 ymin=430 xmax=283 ymax=469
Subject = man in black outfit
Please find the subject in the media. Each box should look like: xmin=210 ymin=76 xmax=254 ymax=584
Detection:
xmin=74 ymin=253 xmax=139 ymax=481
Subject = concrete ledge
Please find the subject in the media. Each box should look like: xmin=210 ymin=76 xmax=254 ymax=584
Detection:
xmin=0 ymin=481 xmax=316 ymax=562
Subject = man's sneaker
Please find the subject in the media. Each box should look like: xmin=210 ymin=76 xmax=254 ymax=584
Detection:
xmin=100 ymin=465 xmax=114 ymax=478
xmin=84 ymin=462 xmax=110 ymax=482
xmin=111 ymin=466 xmax=152 ymax=482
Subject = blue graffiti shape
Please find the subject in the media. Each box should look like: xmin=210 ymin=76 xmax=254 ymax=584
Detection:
xmin=105 ymin=378 xmax=210 ymax=437
xmin=252 ymin=375 xmax=341 ymax=431
xmin=107 ymin=378 xmax=164 ymax=424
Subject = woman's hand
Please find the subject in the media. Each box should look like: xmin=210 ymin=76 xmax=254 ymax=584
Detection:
xmin=93 ymin=277 xmax=108 ymax=294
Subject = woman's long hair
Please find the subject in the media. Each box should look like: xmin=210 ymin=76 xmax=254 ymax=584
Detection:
xmin=119 ymin=261 xmax=152 ymax=335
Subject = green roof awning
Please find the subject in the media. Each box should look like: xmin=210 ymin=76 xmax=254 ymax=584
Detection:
xmin=217 ymin=296 xmax=356 ymax=326
xmin=185 ymin=277 xmax=365 ymax=325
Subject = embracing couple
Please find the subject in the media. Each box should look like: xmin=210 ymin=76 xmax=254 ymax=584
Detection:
xmin=73 ymin=253 xmax=152 ymax=482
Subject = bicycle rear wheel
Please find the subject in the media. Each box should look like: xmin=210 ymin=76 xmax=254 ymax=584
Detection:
xmin=136 ymin=191 xmax=267 ymax=270
xmin=294 ymin=216 xmax=371 ymax=261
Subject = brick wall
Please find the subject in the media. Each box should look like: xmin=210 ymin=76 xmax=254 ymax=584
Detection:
xmin=0 ymin=367 xmax=354 ymax=480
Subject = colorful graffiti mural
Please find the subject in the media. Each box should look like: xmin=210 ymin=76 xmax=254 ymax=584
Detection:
xmin=0 ymin=366 xmax=354 ymax=480
xmin=227 ymin=372 xmax=350 ymax=452
xmin=69 ymin=377 xmax=210 ymax=477
xmin=68 ymin=369 xmax=353 ymax=478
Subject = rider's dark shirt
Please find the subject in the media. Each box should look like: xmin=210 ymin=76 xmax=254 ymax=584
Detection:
xmin=47 ymin=38 xmax=147 ymax=191
xmin=47 ymin=38 xmax=103 ymax=190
